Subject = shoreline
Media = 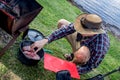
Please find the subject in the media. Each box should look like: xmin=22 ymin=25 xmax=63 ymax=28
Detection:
xmin=67 ymin=0 xmax=120 ymax=40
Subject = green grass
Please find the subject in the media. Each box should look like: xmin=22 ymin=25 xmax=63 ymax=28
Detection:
xmin=0 ymin=0 xmax=120 ymax=80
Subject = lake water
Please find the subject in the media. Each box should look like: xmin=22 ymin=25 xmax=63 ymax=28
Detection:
xmin=73 ymin=0 xmax=120 ymax=38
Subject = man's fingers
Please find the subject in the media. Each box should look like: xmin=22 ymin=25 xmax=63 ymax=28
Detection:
xmin=31 ymin=43 xmax=35 ymax=50
xmin=34 ymin=48 xmax=41 ymax=54
xmin=31 ymin=43 xmax=38 ymax=51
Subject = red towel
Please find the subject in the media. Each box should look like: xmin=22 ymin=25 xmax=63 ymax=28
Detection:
xmin=44 ymin=53 xmax=80 ymax=79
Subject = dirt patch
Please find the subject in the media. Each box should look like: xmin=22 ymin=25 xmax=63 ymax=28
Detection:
xmin=0 ymin=28 xmax=12 ymax=47
xmin=1 ymin=70 xmax=22 ymax=80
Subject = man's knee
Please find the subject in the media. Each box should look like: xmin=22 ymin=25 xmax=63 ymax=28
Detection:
xmin=74 ymin=54 xmax=89 ymax=65
xmin=57 ymin=19 xmax=70 ymax=28
xmin=73 ymin=46 xmax=90 ymax=65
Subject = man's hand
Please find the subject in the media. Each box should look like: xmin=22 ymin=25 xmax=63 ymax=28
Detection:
xmin=31 ymin=38 xmax=48 ymax=54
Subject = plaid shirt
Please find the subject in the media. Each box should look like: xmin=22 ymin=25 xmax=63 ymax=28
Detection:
xmin=47 ymin=23 xmax=110 ymax=74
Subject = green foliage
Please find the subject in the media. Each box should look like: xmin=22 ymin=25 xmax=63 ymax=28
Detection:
xmin=0 ymin=0 xmax=120 ymax=80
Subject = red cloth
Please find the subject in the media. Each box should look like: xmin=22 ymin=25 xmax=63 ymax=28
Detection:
xmin=44 ymin=53 xmax=80 ymax=79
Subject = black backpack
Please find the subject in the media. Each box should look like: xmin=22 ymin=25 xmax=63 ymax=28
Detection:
xmin=56 ymin=70 xmax=72 ymax=80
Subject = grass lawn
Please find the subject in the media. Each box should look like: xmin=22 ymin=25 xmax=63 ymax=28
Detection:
xmin=0 ymin=0 xmax=120 ymax=80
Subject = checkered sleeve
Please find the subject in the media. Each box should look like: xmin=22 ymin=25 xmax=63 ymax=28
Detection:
xmin=47 ymin=23 xmax=76 ymax=43
xmin=77 ymin=33 xmax=110 ymax=74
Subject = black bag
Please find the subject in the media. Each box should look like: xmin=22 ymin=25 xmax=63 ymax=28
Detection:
xmin=56 ymin=70 xmax=72 ymax=80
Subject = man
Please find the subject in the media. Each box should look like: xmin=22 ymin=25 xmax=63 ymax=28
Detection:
xmin=31 ymin=13 xmax=110 ymax=74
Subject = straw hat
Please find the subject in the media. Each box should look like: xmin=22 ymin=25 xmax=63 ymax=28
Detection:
xmin=74 ymin=13 xmax=105 ymax=34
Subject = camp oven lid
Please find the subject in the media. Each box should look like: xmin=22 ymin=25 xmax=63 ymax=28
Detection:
xmin=23 ymin=29 xmax=45 ymax=42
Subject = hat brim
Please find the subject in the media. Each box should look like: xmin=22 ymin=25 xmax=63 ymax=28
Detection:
xmin=74 ymin=13 xmax=105 ymax=34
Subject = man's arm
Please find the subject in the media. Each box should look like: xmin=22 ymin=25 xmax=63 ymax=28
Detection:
xmin=31 ymin=23 xmax=75 ymax=53
xmin=47 ymin=23 xmax=75 ymax=43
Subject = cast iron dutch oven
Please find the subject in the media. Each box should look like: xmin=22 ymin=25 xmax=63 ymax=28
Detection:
xmin=18 ymin=40 xmax=44 ymax=66
xmin=18 ymin=29 xmax=45 ymax=66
